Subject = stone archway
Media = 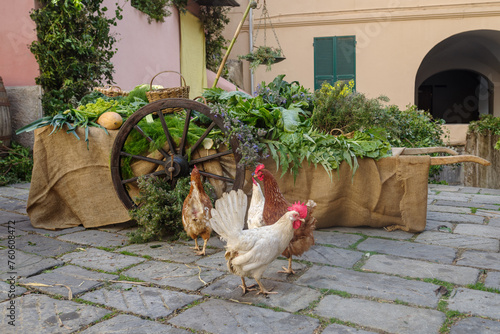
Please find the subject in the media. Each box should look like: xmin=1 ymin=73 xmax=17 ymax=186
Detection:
xmin=415 ymin=30 xmax=500 ymax=123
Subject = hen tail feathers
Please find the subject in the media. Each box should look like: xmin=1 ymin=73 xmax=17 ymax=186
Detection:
xmin=209 ymin=189 xmax=247 ymax=242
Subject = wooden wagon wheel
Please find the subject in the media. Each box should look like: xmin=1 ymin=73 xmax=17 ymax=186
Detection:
xmin=110 ymin=98 xmax=245 ymax=209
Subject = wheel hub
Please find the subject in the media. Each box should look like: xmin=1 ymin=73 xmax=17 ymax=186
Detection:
xmin=164 ymin=155 xmax=190 ymax=179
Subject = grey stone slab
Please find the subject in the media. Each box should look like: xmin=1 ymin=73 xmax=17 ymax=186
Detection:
xmin=57 ymin=230 xmax=128 ymax=248
xmin=195 ymin=251 xmax=308 ymax=281
xmin=0 ymin=197 xmax=26 ymax=214
xmin=454 ymin=224 xmax=500 ymax=238
xmin=428 ymin=184 xmax=461 ymax=192
xmin=60 ymin=248 xmax=145 ymax=272
xmin=323 ymin=226 xmax=414 ymax=240
xmin=479 ymin=188 xmax=500 ymax=196
xmin=97 ymin=221 xmax=137 ymax=235
xmin=426 ymin=211 xmax=485 ymax=224
xmin=80 ymin=314 xmax=190 ymax=334
xmin=425 ymin=220 xmax=454 ymax=232
xmin=9 ymin=219 xmax=85 ymax=236
xmin=0 ymin=187 xmax=29 ymax=201
xmin=0 ymin=294 xmax=111 ymax=334
xmin=484 ymin=271 xmax=500 ymax=290
xmin=323 ymin=324 xmax=377 ymax=334
xmin=201 ymin=275 xmax=321 ymax=313
xmin=470 ymin=194 xmax=500 ymax=205
xmin=0 ymin=281 xmax=26 ymax=302
xmin=428 ymin=193 xmax=472 ymax=203
xmin=0 ymin=234 xmax=78 ymax=257
xmin=19 ymin=265 xmax=118 ymax=298
xmin=118 ymin=241 xmax=218 ymax=263
xmin=6 ymin=183 xmax=30 ymax=190
xmin=168 ymin=299 xmax=320 ymax=334
xmin=0 ymin=222 xmax=27 ymax=239
xmin=357 ymin=237 xmax=456 ymax=264
xmin=81 ymin=283 xmax=202 ymax=318
xmin=486 ymin=217 xmax=500 ymax=228
xmin=427 ymin=204 xmax=472 ymax=214
xmin=313 ymin=295 xmax=445 ymax=334
xmin=450 ymin=317 xmax=500 ymax=334
xmin=448 ymin=288 xmax=500 ymax=320
xmin=0 ymin=210 xmax=29 ymax=224
xmin=296 ymin=265 xmax=441 ymax=308
xmin=121 ymin=260 xmax=225 ymax=291
xmin=433 ymin=200 xmax=486 ymax=209
xmin=457 ymin=250 xmax=500 ymax=271
xmin=299 ymin=245 xmax=364 ymax=268
xmin=0 ymin=249 xmax=63 ymax=280
xmin=362 ymin=254 xmax=479 ymax=285
xmin=313 ymin=231 xmax=363 ymax=247
xmin=415 ymin=231 xmax=499 ymax=251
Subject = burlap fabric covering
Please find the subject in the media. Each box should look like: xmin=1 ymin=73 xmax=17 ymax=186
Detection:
xmin=27 ymin=126 xmax=130 ymax=229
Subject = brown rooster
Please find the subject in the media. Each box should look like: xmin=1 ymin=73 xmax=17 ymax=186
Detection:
xmin=254 ymin=164 xmax=317 ymax=274
xmin=182 ymin=165 xmax=213 ymax=256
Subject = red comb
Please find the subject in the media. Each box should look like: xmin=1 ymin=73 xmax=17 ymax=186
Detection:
xmin=254 ymin=164 xmax=265 ymax=173
xmin=288 ymin=202 xmax=307 ymax=219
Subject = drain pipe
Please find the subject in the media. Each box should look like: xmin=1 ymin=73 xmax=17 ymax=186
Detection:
xmin=249 ymin=5 xmax=254 ymax=95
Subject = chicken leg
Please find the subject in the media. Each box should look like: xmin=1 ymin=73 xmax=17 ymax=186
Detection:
xmin=239 ymin=277 xmax=257 ymax=294
xmin=196 ymin=238 xmax=208 ymax=256
xmin=255 ymin=278 xmax=277 ymax=295
xmin=278 ymin=257 xmax=295 ymax=275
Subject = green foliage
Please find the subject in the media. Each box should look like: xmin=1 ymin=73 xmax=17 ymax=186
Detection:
xmin=239 ymin=46 xmax=283 ymax=71
xmin=199 ymin=6 xmax=230 ymax=73
xmin=255 ymin=74 xmax=314 ymax=112
xmin=128 ymin=175 xmax=190 ymax=243
xmin=469 ymin=114 xmax=500 ymax=150
xmin=0 ymin=142 xmax=33 ymax=186
xmin=131 ymin=0 xmax=187 ymax=23
xmin=30 ymin=0 xmax=123 ymax=116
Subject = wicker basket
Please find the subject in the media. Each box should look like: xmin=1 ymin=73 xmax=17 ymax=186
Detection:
xmin=93 ymin=85 xmax=129 ymax=97
xmin=146 ymin=71 xmax=190 ymax=113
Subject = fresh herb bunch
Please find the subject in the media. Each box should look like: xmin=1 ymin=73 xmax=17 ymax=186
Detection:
xmin=0 ymin=141 xmax=34 ymax=186
xmin=239 ymin=46 xmax=283 ymax=71
xmin=255 ymin=74 xmax=314 ymax=112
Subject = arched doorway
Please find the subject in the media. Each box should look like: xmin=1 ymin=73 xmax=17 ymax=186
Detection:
xmin=415 ymin=30 xmax=500 ymax=123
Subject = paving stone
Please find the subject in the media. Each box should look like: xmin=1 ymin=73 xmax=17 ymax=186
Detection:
xmin=97 ymin=221 xmax=137 ymax=235
xmin=479 ymin=188 xmax=500 ymax=196
xmin=57 ymin=230 xmax=129 ymax=248
xmin=80 ymin=314 xmax=190 ymax=334
xmin=313 ymin=295 xmax=445 ymax=334
xmin=448 ymin=288 xmax=500 ymax=320
xmin=362 ymin=254 xmax=479 ymax=285
xmin=428 ymin=193 xmax=472 ymax=203
xmin=484 ymin=271 xmax=500 ymax=289
xmin=450 ymin=316 xmax=500 ymax=334
xmin=0 ymin=187 xmax=29 ymax=201
xmin=9 ymin=219 xmax=85 ymax=236
xmin=428 ymin=184 xmax=461 ymax=192
xmin=6 ymin=183 xmax=30 ymax=190
xmin=60 ymin=248 xmax=145 ymax=272
xmin=195 ymin=251 xmax=308 ymax=280
xmin=313 ymin=231 xmax=363 ymax=247
xmin=322 ymin=323 xmax=377 ymax=334
xmin=322 ymin=226 xmax=414 ymax=240
xmin=0 ymin=222 xmax=27 ymax=239
xmin=201 ymin=275 xmax=321 ymax=313
xmin=0 ymin=249 xmax=63 ymax=280
xmin=0 ymin=281 xmax=26 ymax=302
xmin=81 ymin=283 xmax=202 ymax=318
xmin=296 ymin=265 xmax=441 ymax=308
xmin=415 ymin=231 xmax=499 ymax=251
xmin=121 ymin=260 xmax=225 ymax=291
xmin=456 ymin=250 xmax=500 ymax=271
xmin=0 ymin=210 xmax=29 ymax=224
xmin=433 ymin=200 xmax=492 ymax=209
xmin=427 ymin=204 xmax=472 ymax=214
xmin=0 ymin=234 xmax=78 ymax=257
xmin=299 ymin=245 xmax=364 ymax=268
xmin=470 ymin=194 xmax=500 ymax=205
xmin=357 ymin=237 xmax=456 ymax=264
xmin=486 ymin=217 xmax=500 ymax=228
xmin=454 ymin=224 xmax=500 ymax=239
xmin=118 ymin=241 xmax=218 ymax=263
xmin=19 ymin=265 xmax=118 ymax=299
xmin=0 ymin=197 xmax=26 ymax=214
xmin=426 ymin=211 xmax=485 ymax=224
xmin=168 ymin=299 xmax=320 ymax=334
xmin=425 ymin=220 xmax=454 ymax=232
xmin=0 ymin=294 xmax=111 ymax=334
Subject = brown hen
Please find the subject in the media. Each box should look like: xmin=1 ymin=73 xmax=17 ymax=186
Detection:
xmin=182 ymin=166 xmax=213 ymax=256
xmin=254 ymin=164 xmax=317 ymax=274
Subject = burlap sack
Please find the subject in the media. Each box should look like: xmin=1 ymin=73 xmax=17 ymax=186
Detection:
xmin=27 ymin=126 xmax=131 ymax=229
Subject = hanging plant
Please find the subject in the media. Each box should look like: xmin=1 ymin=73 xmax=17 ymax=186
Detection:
xmin=238 ymin=46 xmax=284 ymax=71
xmin=131 ymin=0 xmax=188 ymax=23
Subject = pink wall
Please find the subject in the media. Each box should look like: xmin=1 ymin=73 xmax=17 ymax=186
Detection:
xmin=0 ymin=0 xmax=39 ymax=86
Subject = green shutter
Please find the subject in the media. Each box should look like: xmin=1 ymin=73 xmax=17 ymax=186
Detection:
xmin=314 ymin=36 xmax=356 ymax=90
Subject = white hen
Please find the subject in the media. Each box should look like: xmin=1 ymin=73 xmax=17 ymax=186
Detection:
xmin=247 ymin=177 xmax=265 ymax=229
xmin=209 ymin=189 xmax=306 ymax=295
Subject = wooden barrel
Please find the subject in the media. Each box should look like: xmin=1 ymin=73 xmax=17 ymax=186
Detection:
xmin=0 ymin=76 xmax=12 ymax=150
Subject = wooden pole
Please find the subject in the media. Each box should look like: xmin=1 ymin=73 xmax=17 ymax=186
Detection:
xmin=212 ymin=1 xmax=257 ymax=89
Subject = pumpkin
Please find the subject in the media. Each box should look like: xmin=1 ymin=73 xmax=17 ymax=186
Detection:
xmin=97 ymin=111 xmax=123 ymax=130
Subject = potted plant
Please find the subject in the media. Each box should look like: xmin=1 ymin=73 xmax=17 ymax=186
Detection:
xmin=239 ymin=46 xmax=285 ymax=71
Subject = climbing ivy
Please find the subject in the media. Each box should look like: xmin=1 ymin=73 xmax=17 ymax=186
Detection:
xmin=131 ymin=0 xmax=188 ymax=23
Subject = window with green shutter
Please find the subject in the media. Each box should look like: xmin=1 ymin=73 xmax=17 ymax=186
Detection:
xmin=314 ymin=36 xmax=356 ymax=90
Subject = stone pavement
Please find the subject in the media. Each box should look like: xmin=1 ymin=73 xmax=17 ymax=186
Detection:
xmin=1 ymin=183 xmax=500 ymax=333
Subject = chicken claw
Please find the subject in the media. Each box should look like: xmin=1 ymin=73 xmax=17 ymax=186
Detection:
xmin=256 ymin=278 xmax=277 ymax=296
xmin=277 ymin=257 xmax=296 ymax=275
xmin=195 ymin=239 xmax=208 ymax=256
xmin=239 ymin=278 xmax=257 ymax=294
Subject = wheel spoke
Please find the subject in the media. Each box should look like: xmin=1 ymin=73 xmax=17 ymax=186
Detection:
xmin=132 ymin=124 xmax=170 ymax=159
xmin=190 ymin=149 xmax=234 ymax=165
xmin=121 ymin=169 xmax=168 ymax=184
xmin=190 ymin=122 xmax=216 ymax=154
xmin=178 ymin=109 xmax=192 ymax=156
xmin=120 ymin=151 xmax=165 ymax=165
xmin=157 ymin=111 xmax=177 ymax=154
xmin=198 ymin=170 xmax=234 ymax=183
